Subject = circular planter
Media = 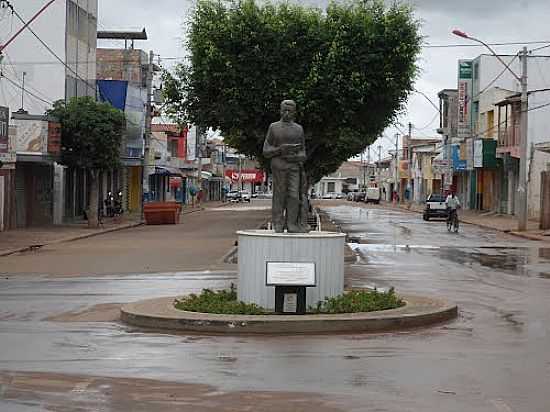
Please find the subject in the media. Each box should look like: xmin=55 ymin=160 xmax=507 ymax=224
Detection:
xmin=120 ymin=295 xmax=458 ymax=335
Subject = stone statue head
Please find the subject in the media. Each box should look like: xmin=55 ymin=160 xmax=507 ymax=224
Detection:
xmin=280 ymin=100 xmax=296 ymax=122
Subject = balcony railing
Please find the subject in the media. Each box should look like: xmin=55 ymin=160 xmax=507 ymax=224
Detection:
xmin=498 ymin=124 xmax=520 ymax=147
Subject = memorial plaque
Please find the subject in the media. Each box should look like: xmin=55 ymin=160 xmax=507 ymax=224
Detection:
xmin=266 ymin=262 xmax=316 ymax=286
xmin=283 ymin=293 xmax=297 ymax=312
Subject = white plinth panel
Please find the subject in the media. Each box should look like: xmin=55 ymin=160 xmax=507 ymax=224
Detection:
xmin=237 ymin=230 xmax=346 ymax=310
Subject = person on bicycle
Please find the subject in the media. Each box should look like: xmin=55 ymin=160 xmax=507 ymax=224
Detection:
xmin=445 ymin=191 xmax=461 ymax=224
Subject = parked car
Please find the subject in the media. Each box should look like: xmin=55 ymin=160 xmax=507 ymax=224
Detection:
xmin=423 ymin=193 xmax=448 ymax=221
xmin=227 ymin=191 xmax=242 ymax=202
xmin=335 ymin=193 xmax=345 ymax=199
xmin=354 ymin=192 xmax=366 ymax=202
xmin=347 ymin=192 xmax=356 ymax=201
xmin=365 ymin=187 xmax=381 ymax=204
xmin=240 ymin=191 xmax=251 ymax=202
xmin=322 ymin=192 xmax=335 ymax=199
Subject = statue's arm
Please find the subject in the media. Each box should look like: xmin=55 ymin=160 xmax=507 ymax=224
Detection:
xmin=263 ymin=125 xmax=280 ymax=159
xmin=286 ymin=127 xmax=307 ymax=163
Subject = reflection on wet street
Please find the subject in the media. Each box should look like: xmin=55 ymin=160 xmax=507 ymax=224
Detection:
xmin=1 ymin=205 xmax=550 ymax=411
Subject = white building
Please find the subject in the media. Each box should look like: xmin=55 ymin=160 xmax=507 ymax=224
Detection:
xmin=0 ymin=0 xmax=98 ymax=114
xmin=452 ymin=54 xmax=550 ymax=219
xmin=0 ymin=1 xmax=98 ymax=228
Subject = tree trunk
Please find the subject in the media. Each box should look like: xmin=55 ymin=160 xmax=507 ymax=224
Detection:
xmin=88 ymin=170 xmax=99 ymax=228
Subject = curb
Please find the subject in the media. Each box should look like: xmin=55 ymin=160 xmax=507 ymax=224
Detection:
xmin=120 ymin=295 xmax=458 ymax=335
xmin=0 ymin=221 xmax=143 ymax=258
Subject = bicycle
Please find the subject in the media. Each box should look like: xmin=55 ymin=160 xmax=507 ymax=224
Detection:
xmin=447 ymin=209 xmax=459 ymax=233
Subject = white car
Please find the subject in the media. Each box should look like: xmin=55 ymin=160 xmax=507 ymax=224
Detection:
xmin=240 ymin=191 xmax=251 ymax=202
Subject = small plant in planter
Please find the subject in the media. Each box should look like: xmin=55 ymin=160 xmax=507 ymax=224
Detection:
xmin=174 ymin=284 xmax=265 ymax=315
xmin=174 ymin=285 xmax=404 ymax=315
xmin=310 ymin=288 xmax=404 ymax=314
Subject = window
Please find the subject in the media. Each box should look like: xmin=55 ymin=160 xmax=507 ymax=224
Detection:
xmin=327 ymin=182 xmax=336 ymax=193
xmin=487 ymin=110 xmax=495 ymax=137
xmin=169 ymin=139 xmax=178 ymax=158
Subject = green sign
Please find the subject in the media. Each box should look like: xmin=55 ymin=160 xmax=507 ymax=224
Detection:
xmin=459 ymin=61 xmax=473 ymax=79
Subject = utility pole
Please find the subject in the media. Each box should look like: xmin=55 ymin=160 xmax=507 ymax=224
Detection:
xmin=377 ymin=145 xmax=382 ymax=187
xmin=394 ymin=133 xmax=399 ymax=204
xmin=142 ymin=50 xmax=154 ymax=207
xmin=19 ymin=71 xmax=26 ymax=112
xmin=367 ymin=146 xmax=371 ymax=188
xmin=518 ymin=46 xmax=529 ymax=231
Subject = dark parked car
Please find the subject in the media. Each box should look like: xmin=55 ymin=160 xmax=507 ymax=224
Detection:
xmin=423 ymin=194 xmax=448 ymax=221
xmin=354 ymin=192 xmax=366 ymax=202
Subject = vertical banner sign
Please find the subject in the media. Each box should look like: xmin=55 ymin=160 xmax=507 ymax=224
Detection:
xmin=458 ymin=60 xmax=473 ymax=140
xmin=186 ymin=126 xmax=197 ymax=161
xmin=0 ymin=107 xmax=9 ymax=153
xmin=473 ymin=139 xmax=484 ymax=168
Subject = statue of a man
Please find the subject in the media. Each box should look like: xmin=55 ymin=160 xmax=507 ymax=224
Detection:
xmin=263 ymin=100 xmax=310 ymax=233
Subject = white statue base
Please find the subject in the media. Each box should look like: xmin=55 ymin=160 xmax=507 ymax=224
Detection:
xmin=237 ymin=230 xmax=346 ymax=310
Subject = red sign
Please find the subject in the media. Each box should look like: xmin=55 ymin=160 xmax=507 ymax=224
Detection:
xmin=48 ymin=122 xmax=61 ymax=155
xmin=225 ymin=169 xmax=265 ymax=183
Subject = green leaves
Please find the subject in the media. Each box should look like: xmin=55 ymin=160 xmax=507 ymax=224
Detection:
xmin=48 ymin=96 xmax=126 ymax=171
xmin=163 ymin=0 xmax=421 ymax=182
xmin=311 ymin=287 xmax=404 ymax=314
xmin=174 ymin=285 xmax=265 ymax=315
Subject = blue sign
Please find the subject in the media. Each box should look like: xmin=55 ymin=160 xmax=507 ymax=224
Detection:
xmin=452 ymin=144 xmax=467 ymax=171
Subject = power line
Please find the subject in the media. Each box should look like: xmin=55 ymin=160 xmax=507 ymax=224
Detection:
xmin=9 ymin=4 xmax=97 ymax=95
xmin=0 ymin=70 xmax=53 ymax=105
xmin=474 ymin=53 xmax=520 ymax=100
xmin=529 ymin=43 xmax=550 ymax=53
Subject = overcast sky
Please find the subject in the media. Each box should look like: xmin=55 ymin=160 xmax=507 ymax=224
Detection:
xmin=98 ymin=0 xmax=550 ymax=156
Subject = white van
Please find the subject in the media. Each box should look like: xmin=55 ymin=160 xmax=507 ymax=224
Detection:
xmin=365 ymin=187 xmax=381 ymax=204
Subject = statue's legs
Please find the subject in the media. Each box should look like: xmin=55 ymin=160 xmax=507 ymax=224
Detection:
xmin=286 ymin=168 xmax=306 ymax=233
xmin=271 ymin=167 xmax=287 ymax=233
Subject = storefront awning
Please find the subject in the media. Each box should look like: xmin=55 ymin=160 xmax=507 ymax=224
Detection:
xmin=155 ymin=166 xmax=184 ymax=176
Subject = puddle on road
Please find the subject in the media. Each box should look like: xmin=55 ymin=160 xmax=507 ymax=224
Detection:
xmin=349 ymin=243 xmax=550 ymax=279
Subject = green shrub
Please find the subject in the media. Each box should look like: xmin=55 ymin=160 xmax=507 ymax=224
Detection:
xmin=174 ymin=285 xmax=265 ymax=315
xmin=174 ymin=285 xmax=404 ymax=315
xmin=311 ymin=288 xmax=404 ymax=314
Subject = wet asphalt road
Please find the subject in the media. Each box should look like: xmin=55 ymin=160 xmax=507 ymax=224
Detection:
xmin=1 ymin=204 xmax=550 ymax=411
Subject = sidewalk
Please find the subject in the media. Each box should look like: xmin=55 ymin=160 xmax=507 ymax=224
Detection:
xmin=0 ymin=203 xmax=209 ymax=257
xmin=390 ymin=201 xmax=550 ymax=242
xmin=1 ymin=203 xmax=270 ymax=276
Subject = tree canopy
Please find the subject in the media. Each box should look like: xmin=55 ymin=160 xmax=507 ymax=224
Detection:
xmin=48 ymin=96 xmax=126 ymax=171
xmin=162 ymin=0 xmax=421 ymax=182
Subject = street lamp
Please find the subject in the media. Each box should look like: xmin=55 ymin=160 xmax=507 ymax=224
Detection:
xmin=452 ymin=29 xmax=529 ymax=231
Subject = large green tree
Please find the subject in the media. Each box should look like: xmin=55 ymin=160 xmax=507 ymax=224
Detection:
xmin=48 ymin=96 xmax=126 ymax=227
xmin=163 ymin=0 xmax=421 ymax=182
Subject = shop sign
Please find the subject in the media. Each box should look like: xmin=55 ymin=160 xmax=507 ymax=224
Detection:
xmin=225 ymin=169 xmax=265 ymax=183
xmin=474 ymin=139 xmax=483 ymax=168
xmin=458 ymin=60 xmax=473 ymax=140
xmin=13 ymin=118 xmax=48 ymax=154
xmin=452 ymin=144 xmax=467 ymax=171
xmin=474 ymin=139 xmax=497 ymax=169
xmin=47 ymin=122 xmax=61 ymax=155
xmin=466 ymin=139 xmax=474 ymax=170
xmin=398 ymin=160 xmax=409 ymax=179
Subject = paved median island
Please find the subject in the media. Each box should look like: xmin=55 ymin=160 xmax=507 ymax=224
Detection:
xmin=121 ymin=294 xmax=458 ymax=335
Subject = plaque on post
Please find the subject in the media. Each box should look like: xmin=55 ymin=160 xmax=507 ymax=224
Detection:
xmin=266 ymin=262 xmax=316 ymax=315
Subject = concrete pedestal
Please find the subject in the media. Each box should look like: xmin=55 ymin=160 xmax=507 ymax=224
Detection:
xmin=237 ymin=230 xmax=346 ymax=310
